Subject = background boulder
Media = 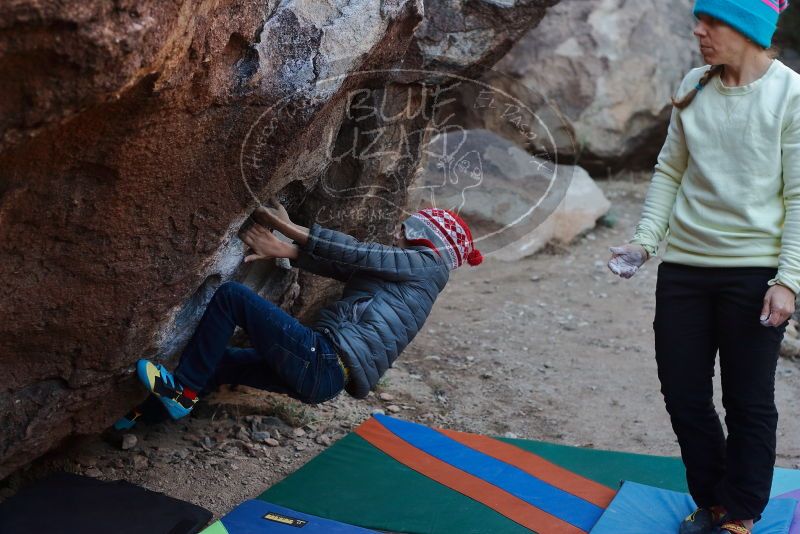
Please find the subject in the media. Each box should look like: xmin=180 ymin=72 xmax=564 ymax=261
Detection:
xmin=491 ymin=0 xmax=700 ymax=175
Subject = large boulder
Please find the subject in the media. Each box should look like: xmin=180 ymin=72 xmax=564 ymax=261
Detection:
xmin=491 ymin=0 xmax=701 ymax=175
xmin=494 ymin=165 xmax=610 ymax=261
xmin=0 ymin=0 xmax=556 ymax=477
xmin=413 ymin=0 xmax=557 ymax=77
xmin=0 ymin=0 xmax=424 ymax=480
xmin=412 ymin=128 xmax=608 ymax=261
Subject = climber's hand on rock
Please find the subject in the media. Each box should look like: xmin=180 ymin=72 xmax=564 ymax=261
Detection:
xmin=608 ymin=244 xmax=649 ymax=279
xmin=267 ymin=196 xmax=291 ymax=223
xmin=252 ymin=197 xmax=310 ymax=246
xmin=760 ymin=284 xmax=795 ymax=327
xmin=252 ymin=197 xmax=291 ymax=230
xmin=241 ymin=223 xmax=297 ymax=263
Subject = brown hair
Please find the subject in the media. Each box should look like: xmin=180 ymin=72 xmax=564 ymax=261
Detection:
xmin=671 ymin=64 xmax=724 ymax=109
xmin=671 ymin=46 xmax=780 ymax=109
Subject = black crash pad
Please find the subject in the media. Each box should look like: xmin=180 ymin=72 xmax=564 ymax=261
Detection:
xmin=0 ymin=472 xmax=211 ymax=534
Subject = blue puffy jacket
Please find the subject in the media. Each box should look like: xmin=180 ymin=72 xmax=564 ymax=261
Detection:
xmin=290 ymin=223 xmax=449 ymax=398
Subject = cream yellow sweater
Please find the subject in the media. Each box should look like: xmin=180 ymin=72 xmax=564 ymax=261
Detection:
xmin=631 ymin=60 xmax=800 ymax=293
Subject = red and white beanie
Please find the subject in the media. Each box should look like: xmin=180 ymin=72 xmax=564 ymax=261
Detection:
xmin=402 ymin=208 xmax=483 ymax=270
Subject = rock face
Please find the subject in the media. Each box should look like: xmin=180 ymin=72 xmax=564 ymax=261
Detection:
xmin=413 ymin=0 xmax=555 ymax=77
xmin=0 ymin=0 xmax=555 ymax=477
xmin=492 ymin=0 xmax=701 ymax=175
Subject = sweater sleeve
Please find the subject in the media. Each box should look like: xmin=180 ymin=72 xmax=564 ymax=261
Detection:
xmin=629 ymin=76 xmax=692 ymax=257
xmin=768 ymin=100 xmax=800 ymax=294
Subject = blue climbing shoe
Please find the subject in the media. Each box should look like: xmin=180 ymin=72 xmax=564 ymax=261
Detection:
xmin=113 ymin=408 xmax=143 ymax=431
xmin=136 ymin=359 xmax=197 ymax=420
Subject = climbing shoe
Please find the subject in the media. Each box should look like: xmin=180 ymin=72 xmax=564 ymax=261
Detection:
xmin=719 ymin=519 xmax=751 ymax=534
xmin=136 ymin=359 xmax=197 ymax=420
xmin=678 ymin=506 xmax=727 ymax=534
xmin=113 ymin=407 xmax=143 ymax=431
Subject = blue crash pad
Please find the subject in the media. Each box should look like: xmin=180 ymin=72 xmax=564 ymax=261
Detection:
xmin=205 ymin=499 xmax=378 ymax=533
xmin=591 ymin=481 xmax=797 ymax=534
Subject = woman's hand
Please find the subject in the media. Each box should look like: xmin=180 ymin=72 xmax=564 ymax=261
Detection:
xmin=608 ymin=244 xmax=649 ymax=279
xmin=760 ymin=284 xmax=795 ymax=327
xmin=240 ymin=223 xmax=298 ymax=263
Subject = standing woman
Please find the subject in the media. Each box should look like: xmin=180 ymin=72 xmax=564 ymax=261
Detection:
xmin=607 ymin=1 xmax=798 ymax=533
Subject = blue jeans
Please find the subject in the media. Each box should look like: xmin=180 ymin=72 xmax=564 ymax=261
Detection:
xmin=174 ymin=281 xmax=345 ymax=404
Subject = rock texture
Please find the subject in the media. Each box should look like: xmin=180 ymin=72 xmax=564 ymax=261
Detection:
xmin=491 ymin=0 xmax=701 ymax=175
xmin=0 ymin=0 xmax=556 ymax=478
xmin=413 ymin=0 xmax=555 ymax=77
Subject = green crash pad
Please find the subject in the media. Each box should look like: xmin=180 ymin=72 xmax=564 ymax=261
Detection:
xmin=259 ymin=416 xmax=687 ymax=533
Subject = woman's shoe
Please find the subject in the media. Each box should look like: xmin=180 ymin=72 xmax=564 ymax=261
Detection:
xmin=678 ymin=506 xmax=727 ymax=534
xmin=719 ymin=519 xmax=751 ymax=534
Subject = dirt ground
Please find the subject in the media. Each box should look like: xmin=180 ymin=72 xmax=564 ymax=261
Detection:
xmin=4 ymin=177 xmax=799 ymax=521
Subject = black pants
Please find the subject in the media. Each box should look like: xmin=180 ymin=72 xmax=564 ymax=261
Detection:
xmin=654 ymin=262 xmax=787 ymax=520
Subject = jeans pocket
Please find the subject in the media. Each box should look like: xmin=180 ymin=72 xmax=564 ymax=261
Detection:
xmin=271 ymin=343 xmax=311 ymax=393
xmin=312 ymin=352 xmax=345 ymax=403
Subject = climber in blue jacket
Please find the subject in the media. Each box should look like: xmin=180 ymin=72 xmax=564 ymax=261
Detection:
xmin=117 ymin=200 xmax=482 ymax=427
